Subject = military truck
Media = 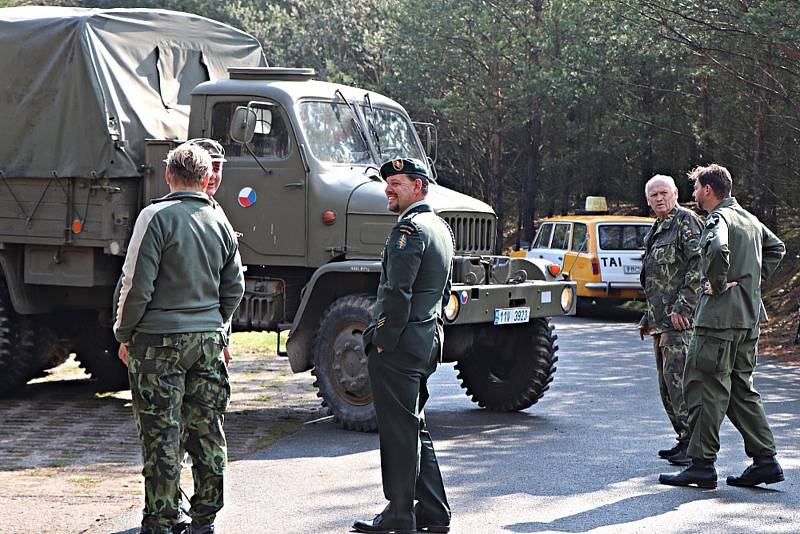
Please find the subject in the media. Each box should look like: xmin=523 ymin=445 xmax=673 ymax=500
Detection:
xmin=0 ymin=7 xmax=576 ymax=431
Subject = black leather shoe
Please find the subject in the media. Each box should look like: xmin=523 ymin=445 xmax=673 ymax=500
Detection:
xmin=187 ymin=524 xmax=214 ymax=534
xmin=658 ymin=442 xmax=682 ymax=459
xmin=416 ymin=517 xmax=450 ymax=533
xmin=659 ymin=460 xmax=717 ymax=489
xmin=417 ymin=522 xmax=450 ymax=533
xmin=353 ymin=514 xmax=415 ymax=534
xmin=727 ymin=456 xmax=784 ymax=487
xmin=667 ymin=442 xmax=690 ymax=466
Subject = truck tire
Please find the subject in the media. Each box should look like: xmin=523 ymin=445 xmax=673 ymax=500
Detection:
xmin=74 ymin=323 xmax=129 ymax=390
xmin=455 ymin=318 xmax=558 ymax=411
xmin=0 ymin=289 xmax=43 ymax=396
xmin=311 ymin=294 xmax=377 ymax=432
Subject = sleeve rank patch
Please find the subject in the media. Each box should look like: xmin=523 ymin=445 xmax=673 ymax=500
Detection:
xmin=398 ymin=224 xmax=415 ymax=235
xmin=377 ymin=317 xmax=386 ymax=329
xmin=396 ymin=234 xmax=408 ymax=250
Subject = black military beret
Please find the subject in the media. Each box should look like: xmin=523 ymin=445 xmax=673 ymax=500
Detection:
xmin=380 ymin=158 xmax=429 ymax=181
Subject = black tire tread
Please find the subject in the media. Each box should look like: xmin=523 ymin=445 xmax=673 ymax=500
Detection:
xmin=455 ymin=317 xmax=558 ymax=411
xmin=0 ymin=286 xmax=46 ymax=397
xmin=310 ymin=294 xmax=377 ymax=432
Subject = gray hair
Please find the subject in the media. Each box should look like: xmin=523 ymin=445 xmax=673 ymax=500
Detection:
xmin=645 ymin=174 xmax=677 ymax=196
xmin=166 ymin=142 xmax=212 ymax=187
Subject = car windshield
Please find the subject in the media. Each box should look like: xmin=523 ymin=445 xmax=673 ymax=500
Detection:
xmin=597 ymin=224 xmax=650 ymax=251
xmin=298 ymin=101 xmax=373 ymax=164
xmin=362 ymin=105 xmax=425 ymax=162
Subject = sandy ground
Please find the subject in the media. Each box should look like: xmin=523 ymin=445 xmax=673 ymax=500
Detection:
xmin=0 ymin=333 xmax=324 ymax=534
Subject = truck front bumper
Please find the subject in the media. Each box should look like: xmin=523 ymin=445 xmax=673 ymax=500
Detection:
xmin=444 ymin=280 xmax=576 ymax=325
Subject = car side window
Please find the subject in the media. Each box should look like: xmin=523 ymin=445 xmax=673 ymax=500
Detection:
xmin=551 ymin=223 xmax=570 ymax=250
xmin=532 ymin=223 xmax=553 ymax=249
xmin=571 ymin=223 xmax=588 ymax=253
xmin=210 ymin=101 xmax=291 ymax=159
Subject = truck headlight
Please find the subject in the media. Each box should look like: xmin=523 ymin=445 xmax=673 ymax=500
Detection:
xmin=560 ymin=286 xmax=574 ymax=312
xmin=444 ymin=293 xmax=460 ymax=322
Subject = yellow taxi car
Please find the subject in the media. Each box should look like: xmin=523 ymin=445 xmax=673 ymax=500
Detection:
xmin=525 ymin=197 xmax=654 ymax=309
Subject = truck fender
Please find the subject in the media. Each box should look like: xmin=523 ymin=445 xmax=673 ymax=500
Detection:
xmin=0 ymin=246 xmax=52 ymax=314
xmin=285 ymin=260 xmax=380 ymax=373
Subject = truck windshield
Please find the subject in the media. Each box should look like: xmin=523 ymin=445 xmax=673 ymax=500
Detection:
xmin=361 ymin=105 xmax=425 ymax=162
xmin=298 ymin=101 xmax=373 ymax=164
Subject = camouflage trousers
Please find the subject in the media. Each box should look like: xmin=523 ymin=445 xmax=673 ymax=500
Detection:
xmin=652 ymin=330 xmax=690 ymax=443
xmin=128 ymin=331 xmax=230 ymax=532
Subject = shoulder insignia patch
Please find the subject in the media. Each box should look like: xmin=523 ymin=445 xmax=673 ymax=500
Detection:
xmin=396 ymin=234 xmax=408 ymax=250
xmin=705 ymin=215 xmax=718 ymax=228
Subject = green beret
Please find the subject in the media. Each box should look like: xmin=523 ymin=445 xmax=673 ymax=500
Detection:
xmin=380 ymin=158 xmax=429 ymax=181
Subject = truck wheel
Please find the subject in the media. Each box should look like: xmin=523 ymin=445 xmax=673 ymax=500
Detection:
xmin=311 ymin=294 xmax=377 ymax=432
xmin=455 ymin=318 xmax=558 ymax=411
xmin=74 ymin=323 xmax=129 ymax=390
xmin=0 ymin=289 xmax=43 ymax=396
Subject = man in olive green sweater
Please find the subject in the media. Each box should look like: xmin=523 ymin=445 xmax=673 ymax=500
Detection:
xmin=660 ymin=164 xmax=785 ymax=490
xmin=114 ymin=142 xmax=244 ymax=534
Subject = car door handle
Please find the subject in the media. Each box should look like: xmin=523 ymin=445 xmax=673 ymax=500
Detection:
xmin=284 ymin=182 xmax=304 ymax=188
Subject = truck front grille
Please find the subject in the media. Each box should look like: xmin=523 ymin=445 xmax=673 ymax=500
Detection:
xmin=441 ymin=213 xmax=495 ymax=255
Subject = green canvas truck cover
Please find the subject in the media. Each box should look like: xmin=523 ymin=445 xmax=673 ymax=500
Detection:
xmin=0 ymin=7 xmax=267 ymax=179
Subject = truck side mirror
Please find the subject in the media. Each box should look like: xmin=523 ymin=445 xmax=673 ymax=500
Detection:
xmin=230 ymin=106 xmax=256 ymax=144
xmin=413 ymin=121 xmax=438 ymax=164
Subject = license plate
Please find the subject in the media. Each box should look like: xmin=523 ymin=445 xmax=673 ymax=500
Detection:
xmin=624 ymin=264 xmax=641 ymax=274
xmin=494 ymin=307 xmax=530 ymax=325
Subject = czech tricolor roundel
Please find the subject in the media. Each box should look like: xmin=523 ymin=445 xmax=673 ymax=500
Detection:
xmin=237 ymin=187 xmax=256 ymax=208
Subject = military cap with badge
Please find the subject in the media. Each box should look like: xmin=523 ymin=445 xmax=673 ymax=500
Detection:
xmin=379 ymin=157 xmax=429 ymax=181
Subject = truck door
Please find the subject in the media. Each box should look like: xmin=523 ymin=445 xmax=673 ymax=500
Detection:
xmin=209 ymin=99 xmax=306 ymax=260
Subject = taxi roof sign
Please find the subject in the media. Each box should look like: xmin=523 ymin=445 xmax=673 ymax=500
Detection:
xmin=584 ymin=196 xmax=608 ymax=213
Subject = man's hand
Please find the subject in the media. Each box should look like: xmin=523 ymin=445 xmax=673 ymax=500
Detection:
xmin=118 ymin=342 xmax=129 ymax=367
xmin=223 ymin=346 xmax=232 ymax=366
xmin=639 ymin=324 xmax=649 ymax=341
xmin=669 ymin=312 xmax=691 ymax=331
xmin=377 ymin=346 xmax=384 ymax=354
xmin=703 ymin=280 xmax=738 ymax=295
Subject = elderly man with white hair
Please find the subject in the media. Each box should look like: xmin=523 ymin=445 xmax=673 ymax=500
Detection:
xmin=639 ymin=174 xmax=703 ymax=467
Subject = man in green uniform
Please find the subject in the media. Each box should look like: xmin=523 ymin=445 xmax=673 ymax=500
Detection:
xmin=114 ymin=142 xmax=245 ymax=534
xmin=354 ymin=158 xmax=454 ymax=534
xmin=659 ymin=163 xmax=785 ymax=489
xmin=639 ymin=175 xmax=702 ymax=466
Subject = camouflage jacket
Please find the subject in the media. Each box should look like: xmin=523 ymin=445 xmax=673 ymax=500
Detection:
xmin=639 ymin=205 xmax=703 ymax=334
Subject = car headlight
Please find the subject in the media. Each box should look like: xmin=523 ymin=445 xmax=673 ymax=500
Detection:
xmin=560 ymin=286 xmax=574 ymax=312
xmin=444 ymin=293 xmax=460 ymax=322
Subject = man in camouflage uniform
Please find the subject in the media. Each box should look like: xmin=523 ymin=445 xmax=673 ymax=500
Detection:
xmin=113 ymin=142 xmax=245 ymax=534
xmin=639 ymin=175 xmax=702 ymax=466
xmin=660 ymin=164 xmax=785 ymax=489
xmin=354 ymin=158 xmax=454 ymax=534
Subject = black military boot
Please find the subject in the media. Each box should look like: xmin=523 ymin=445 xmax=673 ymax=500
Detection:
xmin=726 ymin=455 xmax=784 ymax=487
xmin=659 ymin=459 xmax=717 ymax=489
xmin=667 ymin=442 xmax=690 ymax=466
xmin=658 ymin=442 xmax=682 ymax=459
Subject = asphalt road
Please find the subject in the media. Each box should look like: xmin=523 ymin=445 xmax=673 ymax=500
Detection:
xmin=100 ymin=315 xmax=800 ymax=534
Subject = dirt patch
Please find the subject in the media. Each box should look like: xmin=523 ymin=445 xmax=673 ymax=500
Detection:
xmin=0 ymin=333 xmax=324 ymax=534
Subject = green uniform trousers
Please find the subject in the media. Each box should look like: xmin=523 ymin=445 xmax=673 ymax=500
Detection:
xmin=653 ymin=331 xmax=690 ymax=443
xmin=128 ymin=332 xmax=230 ymax=532
xmin=367 ymin=342 xmax=450 ymax=527
xmin=684 ymin=327 xmax=776 ymax=462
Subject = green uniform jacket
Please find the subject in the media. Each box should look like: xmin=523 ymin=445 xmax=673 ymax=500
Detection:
xmin=363 ymin=203 xmax=454 ymax=360
xmin=640 ymin=206 xmax=703 ymax=334
xmin=694 ymin=197 xmax=785 ymax=330
xmin=112 ymin=191 xmax=245 ymax=343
